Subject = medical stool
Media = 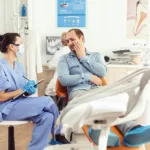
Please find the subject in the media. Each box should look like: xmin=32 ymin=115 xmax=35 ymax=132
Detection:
xmin=0 ymin=121 xmax=29 ymax=150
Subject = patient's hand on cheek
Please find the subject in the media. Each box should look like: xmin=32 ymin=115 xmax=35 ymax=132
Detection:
xmin=73 ymin=41 xmax=85 ymax=59
xmin=91 ymin=75 xmax=102 ymax=86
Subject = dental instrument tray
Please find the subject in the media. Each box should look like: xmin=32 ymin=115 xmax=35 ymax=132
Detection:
xmin=112 ymin=49 xmax=131 ymax=55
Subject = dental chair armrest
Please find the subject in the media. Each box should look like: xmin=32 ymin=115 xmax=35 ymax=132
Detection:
xmin=61 ymin=93 xmax=129 ymax=132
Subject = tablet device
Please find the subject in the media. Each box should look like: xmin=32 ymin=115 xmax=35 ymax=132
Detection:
xmin=13 ymin=79 xmax=44 ymax=100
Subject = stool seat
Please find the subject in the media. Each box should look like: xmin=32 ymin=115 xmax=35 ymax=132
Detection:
xmin=0 ymin=121 xmax=29 ymax=126
xmin=0 ymin=121 xmax=30 ymax=150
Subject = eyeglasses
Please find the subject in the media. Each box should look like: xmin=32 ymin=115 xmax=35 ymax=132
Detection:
xmin=65 ymin=38 xmax=76 ymax=44
xmin=10 ymin=43 xmax=20 ymax=47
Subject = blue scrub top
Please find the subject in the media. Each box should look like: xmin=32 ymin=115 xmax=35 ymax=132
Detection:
xmin=0 ymin=58 xmax=27 ymax=120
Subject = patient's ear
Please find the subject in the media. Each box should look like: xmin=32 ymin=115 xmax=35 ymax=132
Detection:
xmin=80 ymin=35 xmax=85 ymax=43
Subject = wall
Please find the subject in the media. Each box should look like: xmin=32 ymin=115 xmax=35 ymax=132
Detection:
xmin=0 ymin=0 xmax=16 ymax=33
xmin=32 ymin=0 xmax=128 ymax=64
xmin=0 ymin=0 xmax=17 ymax=57
xmin=0 ymin=0 xmax=5 ymax=33
xmin=0 ymin=0 xmax=5 ymax=58
xmin=148 ymin=0 xmax=150 ymax=48
xmin=1 ymin=0 xmax=148 ymax=64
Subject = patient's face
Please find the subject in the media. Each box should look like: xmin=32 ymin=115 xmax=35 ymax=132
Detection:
xmin=66 ymin=31 xmax=82 ymax=51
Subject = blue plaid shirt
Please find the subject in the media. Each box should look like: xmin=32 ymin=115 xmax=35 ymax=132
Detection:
xmin=57 ymin=50 xmax=107 ymax=94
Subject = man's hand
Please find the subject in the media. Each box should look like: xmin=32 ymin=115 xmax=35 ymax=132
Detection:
xmin=73 ymin=41 xmax=86 ymax=59
xmin=91 ymin=75 xmax=102 ymax=86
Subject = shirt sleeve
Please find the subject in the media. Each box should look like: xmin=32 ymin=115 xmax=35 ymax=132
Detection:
xmin=57 ymin=56 xmax=92 ymax=87
xmin=0 ymin=67 xmax=11 ymax=92
xmin=80 ymin=53 xmax=107 ymax=77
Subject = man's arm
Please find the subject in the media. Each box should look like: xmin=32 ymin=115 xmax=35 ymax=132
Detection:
xmin=57 ymin=56 xmax=92 ymax=87
xmin=79 ymin=53 xmax=107 ymax=77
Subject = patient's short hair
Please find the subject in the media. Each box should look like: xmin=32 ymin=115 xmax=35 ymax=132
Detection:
xmin=68 ymin=28 xmax=84 ymax=39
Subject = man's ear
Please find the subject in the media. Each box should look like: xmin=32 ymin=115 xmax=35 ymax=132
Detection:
xmin=81 ymin=35 xmax=85 ymax=43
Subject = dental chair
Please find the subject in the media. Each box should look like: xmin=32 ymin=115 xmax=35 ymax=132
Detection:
xmin=45 ymin=68 xmax=150 ymax=150
xmin=55 ymin=78 xmax=107 ymax=111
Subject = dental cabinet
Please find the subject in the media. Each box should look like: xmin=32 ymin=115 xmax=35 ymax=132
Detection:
xmin=105 ymin=64 xmax=142 ymax=84
xmin=106 ymin=64 xmax=150 ymax=134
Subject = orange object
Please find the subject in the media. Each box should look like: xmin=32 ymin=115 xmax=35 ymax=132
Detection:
xmin=56 ymin=78 xmax=141 ymax=150
xmin=56 ymin=79 xmax=68 ymax=99
xmin=82 ymin=125 xmax=142 ymax=150
xmin=56 ymin=78 xmax=107 ymax=97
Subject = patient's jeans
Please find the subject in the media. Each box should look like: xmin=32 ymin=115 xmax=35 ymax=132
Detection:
xmin=69 ymin=89 xmax=139 ymax=135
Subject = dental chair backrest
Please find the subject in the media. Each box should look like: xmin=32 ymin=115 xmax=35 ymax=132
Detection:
xmin=55 ymin=78 xmax=107 ymax=111
xmin=56 ymin=79 xmax=68 ymax=100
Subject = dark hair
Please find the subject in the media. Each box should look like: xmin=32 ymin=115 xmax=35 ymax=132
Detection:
xmin=0 ymin=33 xmax=20 ymax=53
xmin=68 ymin=28 xmax=84 ymax=39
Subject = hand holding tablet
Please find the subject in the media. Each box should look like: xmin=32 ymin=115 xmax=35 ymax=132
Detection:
xmin=13 ymin=79 xmax=44 ymax=100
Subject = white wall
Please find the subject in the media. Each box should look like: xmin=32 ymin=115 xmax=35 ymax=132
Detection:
xmin=0 ymin=0 xmax=17 ymax=58
xmin=0 ymin=0 xmax=16 ymax=33
xmin=1 ymin=0 xmax=147 ymax=64
xmin=0 ymin=0 xmax=5 ymax=33
xmin=148 ymin=0 xmax=150 ymax=48
xmin=0 ymin=0 xmax=5 ymax=58
xmin=32 ymin=0 xmax=128 ymax=64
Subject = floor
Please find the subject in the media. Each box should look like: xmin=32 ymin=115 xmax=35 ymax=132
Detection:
xmin=0 ymin=123 xmax=149 ymax=150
